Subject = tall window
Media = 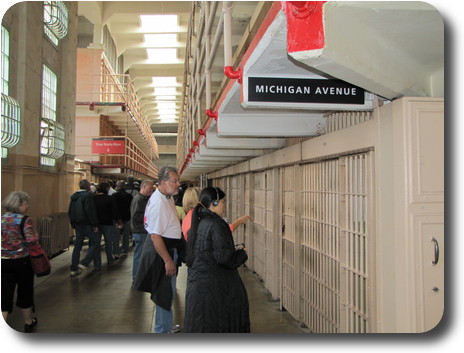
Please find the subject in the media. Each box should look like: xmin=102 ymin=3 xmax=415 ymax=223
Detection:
xmin=41 ymin=65 xmax=64 ymax=166
xmin=1 ymin=26 xmax=9 ymax=94
xmin=1 ymin=26 xmax=21 ymax=159
xmin=43 ymin=1 xmax=69 ymax=45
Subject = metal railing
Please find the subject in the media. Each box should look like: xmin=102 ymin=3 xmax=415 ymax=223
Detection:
xmin=76 ymin=49 xmax=158 ymax=157
xmin=91 ymin=136 xmax=158 ymax=179
xmin=177 ymin=2 xmax=268 ymax=171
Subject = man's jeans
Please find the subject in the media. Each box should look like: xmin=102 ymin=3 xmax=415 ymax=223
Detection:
xmin=116 ymin=220 xmax=131 ymax=255
xmin=132 ymin=233 xmax=147 ymax=280
xmin=71 ymin=224 xmax=101 ymax=271
xmin=153 ymin=249 xmax=177 ymax=333
xmin=99 ymin=224 xmax=116 ymax=264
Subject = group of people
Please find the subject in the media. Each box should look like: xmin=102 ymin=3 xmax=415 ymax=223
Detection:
xmin=68 ymin=178 xmax=137 ymax=275
xmin=1 ymin=166 xmax=253 ymax=333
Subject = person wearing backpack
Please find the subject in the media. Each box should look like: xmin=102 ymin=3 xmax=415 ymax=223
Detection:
xmin=68 ymin=179 xmax=100 ymax=276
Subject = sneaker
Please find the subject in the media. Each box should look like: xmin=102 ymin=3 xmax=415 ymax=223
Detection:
xmin=24 ymin=317 xmax=38 ymax=333
xmin=114 ymin=255 xmax=121 ymax=260
xmin=78 ymin=263 xmax=88 ymax=271
xmin=169 ymin=325 xmax=181 ymax=333
xmin=70 ymin=269 xmax=82 ymax=276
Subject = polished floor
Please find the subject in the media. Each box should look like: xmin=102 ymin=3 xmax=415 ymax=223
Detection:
xmin=3 ymin=242 xmax=308 ymax=334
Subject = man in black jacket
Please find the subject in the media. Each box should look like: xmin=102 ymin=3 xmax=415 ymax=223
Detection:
xmin=68 ymin=179 xmax=99 ymax=276
xmin=113 ymin=180 xmax=133 ymax=258
xmin=129 ymin=180 xmax=154 ymax=281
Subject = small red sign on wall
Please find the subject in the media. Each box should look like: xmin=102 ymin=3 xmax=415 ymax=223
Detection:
xmin=92 ymin=138 xmax=125 ymax=154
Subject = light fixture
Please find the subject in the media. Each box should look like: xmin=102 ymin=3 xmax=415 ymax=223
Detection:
xmin=154 ymin=87 xmax=177 ymax=96
xmin=152 ymin=77 xmax=177 ymax=87
xmin=147 ymin=48 xmax=178 ymax=63
xmin=144 ymin=34 xmax=177 ymax=47
xmin=140 ymin=15 xmax=178 ymax=32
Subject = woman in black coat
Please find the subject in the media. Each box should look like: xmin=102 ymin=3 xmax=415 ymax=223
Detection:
xmin=183 ymin=187 xmax=250 ymax=333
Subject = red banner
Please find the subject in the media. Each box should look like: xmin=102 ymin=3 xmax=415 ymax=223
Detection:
xmin=92 ymin=138 xmax=125 ymax=154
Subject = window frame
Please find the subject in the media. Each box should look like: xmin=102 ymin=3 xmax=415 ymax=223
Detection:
xmin=40 ymin=64 xmax=64 ymax=166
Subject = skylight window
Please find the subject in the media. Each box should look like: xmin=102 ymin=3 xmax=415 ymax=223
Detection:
xmin=156 ymin=102 xmax=177 ymax=109
xmin=144 ymin=34 xmax=177 ymax=47
xmin=147 ymin=48 xmax=178 ymax=63
xmin=152 ymin=77 xmax=177 ymax=87
xmin=140 ymin=15 xmax=178 ymax=32
xmin=157 ymin=108 xmax=177 ymax=115
xmin=158 ymin=115 xmax=178 ymax=122
xmin=154 ymin=87 xmax=177 ymax=96
xmin=154 ymin=96 xmax=177 ymax=101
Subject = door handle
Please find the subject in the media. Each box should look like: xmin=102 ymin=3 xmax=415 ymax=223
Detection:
xmin=431 ymin=237 xmax=439 ymax=265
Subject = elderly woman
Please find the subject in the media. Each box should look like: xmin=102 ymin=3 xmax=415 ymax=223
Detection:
xmin=1 ymin=191 xmax=39 ymax=332
xmin=184 ymin=187 xmax=250 ymax=333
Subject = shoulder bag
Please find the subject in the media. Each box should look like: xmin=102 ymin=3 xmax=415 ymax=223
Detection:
xmin=19 ymin=216 xmax=51 ymax=277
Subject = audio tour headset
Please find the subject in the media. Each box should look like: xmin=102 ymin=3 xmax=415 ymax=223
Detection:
xmin=212 ymin=187 xmax=220 ymax=206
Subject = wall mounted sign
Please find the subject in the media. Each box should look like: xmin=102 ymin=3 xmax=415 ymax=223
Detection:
xmin=247 ymin=77 xmax=365 ymax=105
xmin=92 ymin=138 xmax=125 ymax=154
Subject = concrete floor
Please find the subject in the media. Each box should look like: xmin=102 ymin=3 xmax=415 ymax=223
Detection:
xmin=3 ymin=243 xmax=308 ymax=334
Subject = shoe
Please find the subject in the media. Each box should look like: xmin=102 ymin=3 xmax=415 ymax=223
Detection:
xmin=169 ymin=325 xmax=181 ymax=333
xmin=78 ymin=263 xmax=88 ymax=271
xmin=114 ymin=255 xmax=120 ymax=260
xmin=24 ymin=318 xmax=38 ymax=333
xmin=70 ymin=269 xmax=82 ymax=276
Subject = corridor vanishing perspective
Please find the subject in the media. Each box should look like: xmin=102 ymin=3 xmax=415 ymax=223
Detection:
xmin=1 ymin=0 xmax=445 ymax=336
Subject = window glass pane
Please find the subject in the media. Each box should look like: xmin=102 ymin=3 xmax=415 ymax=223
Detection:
xmin=44 ymin=25 xmax=59 ymax=46
xmin=43 ymin=1 xmax=68 ymax=40
xmin=42 ymin=65 xmax=57 ymax=121
xmin=1 ymin=93 xmax=21 ymax=148
xmin=40 ymin=65 xmax=64 ymax=165
xmin=1 ymin=26 xmax=9 ymax=95
xmin=1 ymin=26 xmax=21 ymax=157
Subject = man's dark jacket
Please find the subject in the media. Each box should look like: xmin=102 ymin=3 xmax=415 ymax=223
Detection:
xmin=68 ymin=190 xmax=99 ymax=228
xmin=113 ymin=188 xmax=133 ymax=222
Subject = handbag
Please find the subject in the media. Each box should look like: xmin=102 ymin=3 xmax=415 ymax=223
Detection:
xmin=19 ymin=216 xmax=51 ymax=277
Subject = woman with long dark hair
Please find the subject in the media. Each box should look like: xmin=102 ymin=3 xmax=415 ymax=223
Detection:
xmin=183 ymin=187 xmax=250 ymax=333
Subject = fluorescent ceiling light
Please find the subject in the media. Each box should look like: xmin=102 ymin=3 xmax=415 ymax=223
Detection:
xmin=147 ymin=48 xmax=178 ymax=63
xmin=144 ymin=34 xmax=177 ymax=47
xmin=140 ymin=15 xmax=178 ymax=32
xmin=152 ymin=77 xmax=177 ymax=87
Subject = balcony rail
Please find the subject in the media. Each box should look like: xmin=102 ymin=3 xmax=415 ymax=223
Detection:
xmin=76 ymin=49 xmax=158 ymax=157
xmin=89 ymin=136 xmax=158 ymax=179
xmin=177 ymin=2 xmax=268 ymax=171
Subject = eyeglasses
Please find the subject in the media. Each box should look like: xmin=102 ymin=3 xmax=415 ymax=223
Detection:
xmin=167 ymin=178 xmax=181 ymax=184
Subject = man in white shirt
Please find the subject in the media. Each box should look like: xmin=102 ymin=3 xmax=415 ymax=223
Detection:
xmin=134 ymin=166 xmax=183 ymax=333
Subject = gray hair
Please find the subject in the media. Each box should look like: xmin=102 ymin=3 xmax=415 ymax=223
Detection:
xmin=140 ymin=180 xmax=154 ymax=188
xmin=2 ymin=191 xmax=30 ymax=213
xmin=157 ymin=166 xmax=179 ymax=182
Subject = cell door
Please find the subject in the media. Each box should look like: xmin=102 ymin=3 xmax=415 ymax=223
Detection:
xmin=298 ymin=152 xmax=374 ymax=333
xmin=281 ymin=165 xmax=299 ymax=318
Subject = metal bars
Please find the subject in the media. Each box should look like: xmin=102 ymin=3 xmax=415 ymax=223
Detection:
xmin=301 ymin=159 xmax=341 ymax=332
xmin=209 ymin=151 xmax=373 ymax=333
xmin=326 ymin=111 xmax=373 ymax=134
xmin=281 ymin=166 xmax=298 ymax=318
xmin=339 ymin=153 xmax=371 ymax=333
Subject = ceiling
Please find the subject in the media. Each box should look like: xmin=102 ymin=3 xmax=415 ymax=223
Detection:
xmin=77 ymin=1 xmax=259 ymax=169
xmin=76 ymin=1 xmax=444 ymax=181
